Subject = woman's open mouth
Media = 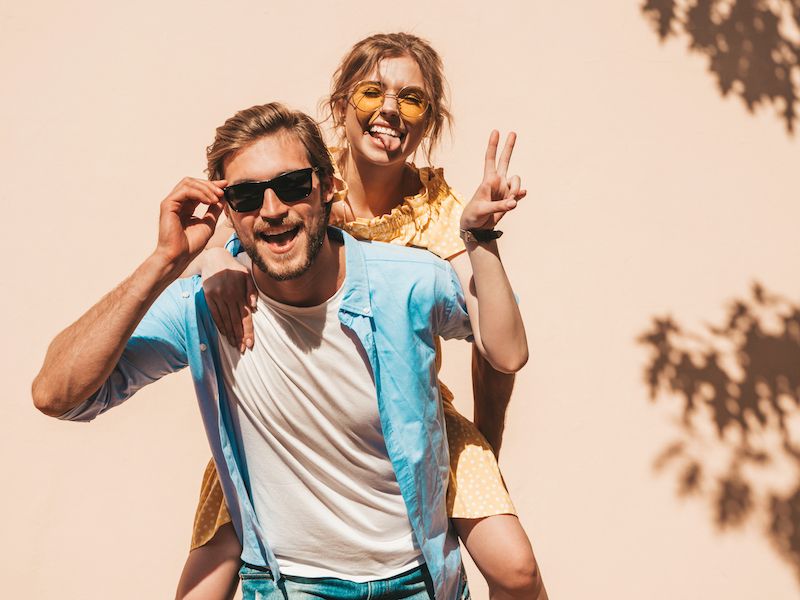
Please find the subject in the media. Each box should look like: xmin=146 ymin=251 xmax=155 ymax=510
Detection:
xmin=366 ymin=125 xmax=405 ymax=151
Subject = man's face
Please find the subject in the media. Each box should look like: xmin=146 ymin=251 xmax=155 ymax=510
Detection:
xmin=223 ymin=133 xmax=332 ymax=281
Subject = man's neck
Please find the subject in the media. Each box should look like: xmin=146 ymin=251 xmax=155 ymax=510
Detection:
xmin=252 ymin=234 xmax=345 ymax=307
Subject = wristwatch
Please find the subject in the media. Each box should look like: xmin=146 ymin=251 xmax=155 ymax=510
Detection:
xmin=459 ymin=228 xmax=504 ymax=243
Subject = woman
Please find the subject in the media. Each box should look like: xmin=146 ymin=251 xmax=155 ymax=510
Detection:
xmin=177 ymin=33 xmax=546 ymax=600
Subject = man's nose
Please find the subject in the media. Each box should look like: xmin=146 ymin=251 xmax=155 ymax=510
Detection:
xmin=259 ymin=188 xmax=289 ymax=219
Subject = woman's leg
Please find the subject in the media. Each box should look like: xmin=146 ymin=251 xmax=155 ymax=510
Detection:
xmin=453 ymin=514 xmax=547 ymax=600
xmin=175 ymin=522 xmax=242 ymax=600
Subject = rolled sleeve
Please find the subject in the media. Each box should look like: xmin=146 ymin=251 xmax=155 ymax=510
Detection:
xmin=57 ymin=282 xmax=190 ymax=422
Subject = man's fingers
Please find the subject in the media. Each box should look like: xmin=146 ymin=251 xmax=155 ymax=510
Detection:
xmin=169 ymin=178 xmax=225 ymax=207
xmin=483 ymin=130 xmax=500 ymax=178
xmin=196 ymin=202 xmax=223 ymax=228
xmin=188 ymin=179 xmax=223 ymax=206
xmin=497 ymin=132 xmax=517 ymax=178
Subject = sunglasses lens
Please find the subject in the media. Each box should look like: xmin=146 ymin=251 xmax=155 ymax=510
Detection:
xmin=224 ymin=168 xmax=315 ymax=212
xmin=272 ymin=168 xmax=313 ymax=202
xmin=352 ymin=82 xmax=386 ymax=113
xmin=224 ymin=184 xmax=264 ymax=212
xmin=398 ymin=89 xmax=429 ymax=120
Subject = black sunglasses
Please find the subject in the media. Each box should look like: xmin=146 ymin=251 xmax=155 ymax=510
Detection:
xmin=223 ymin=167 xmax=319 ymax=212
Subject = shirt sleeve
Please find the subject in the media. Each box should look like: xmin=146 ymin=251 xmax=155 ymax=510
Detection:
xmin=57 ymin=282 xmax=191 ymax=422
xmin=433 ymin=260 xmax=473 ymax=341
xmin=225 ymin=232 xmax=242 ymax=256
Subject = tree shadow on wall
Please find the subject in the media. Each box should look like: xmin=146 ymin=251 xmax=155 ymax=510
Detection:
xmin=639 ymin=283 xmax=800 ymax=581
xmin=641 ymin=0 xmax=800 ymax=133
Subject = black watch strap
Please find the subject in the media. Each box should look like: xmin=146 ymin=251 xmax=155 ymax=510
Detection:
xmin=459 ymin=228 xmax=504 ymax=243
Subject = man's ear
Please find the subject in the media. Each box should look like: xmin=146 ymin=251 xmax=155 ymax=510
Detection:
xmin=322 ymin=175 xmax=335 ymax=204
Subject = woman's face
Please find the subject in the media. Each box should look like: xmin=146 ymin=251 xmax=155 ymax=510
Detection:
xmin=342 ymin=54 xmax=429 ymax=168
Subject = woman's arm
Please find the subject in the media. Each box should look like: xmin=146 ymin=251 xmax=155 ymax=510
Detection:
xmin=180 ymin=219 xmax=258 ymax=352
xmin=471 ymin=346 xmax=515 ymax=456
xmin=180 ymin=219 xmax=237 ymax=277
xmin=449 ymin=130 xmax=529 ymax=374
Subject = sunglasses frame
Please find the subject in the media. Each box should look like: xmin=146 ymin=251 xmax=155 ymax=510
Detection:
xmin=349 ymin=80 xmax=431 ymax=120
xmin=223 ymin=167 xmax=320 ymax=213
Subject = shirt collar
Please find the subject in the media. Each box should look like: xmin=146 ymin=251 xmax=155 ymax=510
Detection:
xmin=330 ymin=226 xmax=373 ymax=318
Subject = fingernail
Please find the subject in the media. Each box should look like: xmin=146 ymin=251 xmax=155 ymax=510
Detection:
xmin=246 ymin=338 xmax=254 ymax=349
xmin=250 ymin=294 xmax=258 ymax=308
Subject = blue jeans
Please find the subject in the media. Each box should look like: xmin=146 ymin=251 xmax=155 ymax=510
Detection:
xmin=239 ymin=563 xmax=470 ymax=600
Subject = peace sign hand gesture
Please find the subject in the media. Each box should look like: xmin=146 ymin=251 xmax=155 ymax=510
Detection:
xmin=460 ymin=130 xmax=527 ymax=232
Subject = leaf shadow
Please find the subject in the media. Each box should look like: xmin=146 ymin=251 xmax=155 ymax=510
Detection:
xmin=640 ymin=283 xmax=800 ymax=582
xmin=642 ymin=0 xmax=800 ymax=134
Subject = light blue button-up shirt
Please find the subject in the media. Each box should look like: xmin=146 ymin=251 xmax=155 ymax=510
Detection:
xmin=60 ymin=228 xmax=472 ymax=600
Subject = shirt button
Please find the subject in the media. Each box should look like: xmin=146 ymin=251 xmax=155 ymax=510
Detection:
xmin=199 ymin=343 xmax=207 ymax=352
xmin=181 ymin=291 xmax=190 ymax=299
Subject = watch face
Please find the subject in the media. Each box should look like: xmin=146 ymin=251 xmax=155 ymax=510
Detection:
xmin=460 ymin=229 xmax=503 ymax=243
xmin=459 ymin=229 xmax=477 ymax=243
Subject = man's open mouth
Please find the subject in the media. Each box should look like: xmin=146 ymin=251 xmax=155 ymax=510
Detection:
xmin=257 ymin=225 xmax=301 ymax=249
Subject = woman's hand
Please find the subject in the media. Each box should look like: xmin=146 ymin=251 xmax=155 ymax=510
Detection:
xmin=460 ymin=131 xmax=527 ymax=231
xmin=202 ymin=247 xmax=257 ymax=352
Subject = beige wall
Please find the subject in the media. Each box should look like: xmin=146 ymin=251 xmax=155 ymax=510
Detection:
xmin=3 ymin=1 xmax=798 ymax=598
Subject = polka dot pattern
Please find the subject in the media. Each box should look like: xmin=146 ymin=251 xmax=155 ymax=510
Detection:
xmin=443 ymin=399 xmax=516 ymax=518
xmin=191 ymin=460 xmax=232 ymax=549
xmin=330 ymin=162 xmax=467 ymax=261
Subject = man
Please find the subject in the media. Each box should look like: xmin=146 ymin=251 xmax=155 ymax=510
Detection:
xmin=32 ymin=103 xmax=527 ymax=600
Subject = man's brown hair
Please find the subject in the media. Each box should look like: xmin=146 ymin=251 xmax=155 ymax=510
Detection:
xmin=207 ymin=102 xmax=334 ymax=195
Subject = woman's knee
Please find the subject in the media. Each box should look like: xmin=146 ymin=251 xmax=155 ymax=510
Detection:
xmin=487 ymin=551 xmax=545 ymax=598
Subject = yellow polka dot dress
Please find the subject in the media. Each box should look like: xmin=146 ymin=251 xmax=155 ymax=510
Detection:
xmin=190 ymin=161 xmax=515 ymax=550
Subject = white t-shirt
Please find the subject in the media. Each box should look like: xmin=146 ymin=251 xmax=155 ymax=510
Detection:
xmin=216 ymin=255 xmax=423 ymax=581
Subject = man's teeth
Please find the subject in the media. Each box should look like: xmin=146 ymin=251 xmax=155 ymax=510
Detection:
xmin=262 ymin=226 xmax=297 ymax=237
xmin=370 ymin=126 xmax=401 ymax=138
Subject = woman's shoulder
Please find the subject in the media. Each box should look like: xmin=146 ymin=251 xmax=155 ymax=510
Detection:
xmin=327 ymin=147 xmax=349 ymax=203
xmin=415 ymin=164 xmax=465 ymax=210
xmin=410 ymin=164 xmax=466 ymax=261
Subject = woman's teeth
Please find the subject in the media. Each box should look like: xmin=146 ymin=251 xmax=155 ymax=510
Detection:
xmin=369 ymin=125 xmax=402 ymax=138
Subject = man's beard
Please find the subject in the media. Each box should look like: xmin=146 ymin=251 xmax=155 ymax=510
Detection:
xmin=244 ymin=217 xmax=327 ymax=281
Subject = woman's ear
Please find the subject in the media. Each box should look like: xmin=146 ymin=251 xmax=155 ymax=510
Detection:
xmin=423 ymin=114 xmax=435 ymax=137
xmin=334 ymin=98 xmax=348 ymax=127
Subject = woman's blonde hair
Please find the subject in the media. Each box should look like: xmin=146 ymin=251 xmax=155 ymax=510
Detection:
xmin=324 ymin=32 xmax=452 ymax=165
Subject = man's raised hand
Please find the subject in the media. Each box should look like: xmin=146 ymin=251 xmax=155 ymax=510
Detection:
xmin=154 ymin=177 xmax=226 ymax=272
